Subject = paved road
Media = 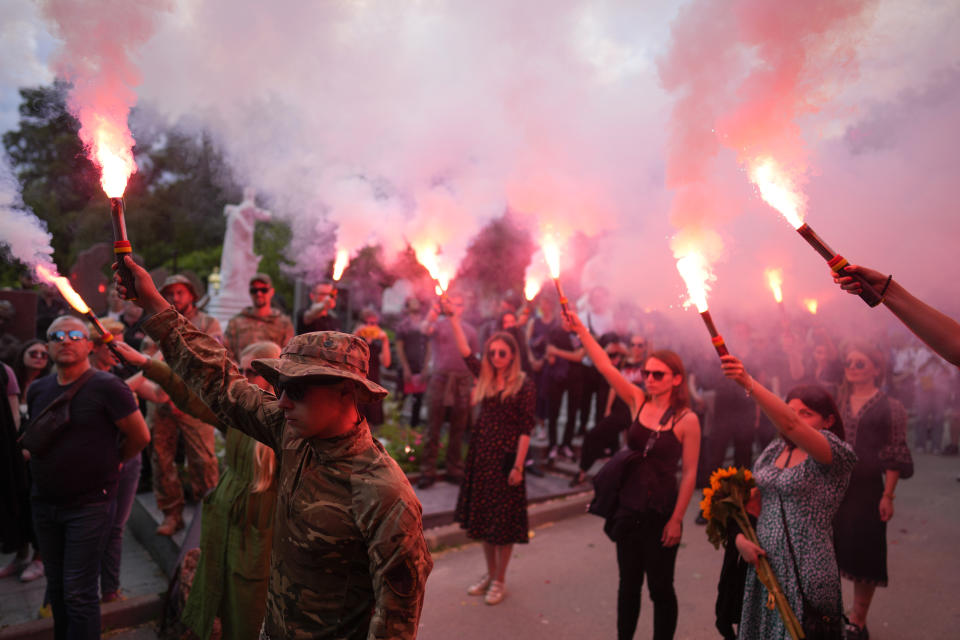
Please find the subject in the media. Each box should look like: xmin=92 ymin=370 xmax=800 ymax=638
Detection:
xmin=417 ymin=450 xmax=960 ymax=640
xmin=51 ymin=451 xmax=960 ymax=639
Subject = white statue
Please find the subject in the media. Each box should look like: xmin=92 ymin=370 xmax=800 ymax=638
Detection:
xmin=207 ymin=187 xmax=273 ymax=328
xmin=219 ymin=187 xmax=272 ymax=293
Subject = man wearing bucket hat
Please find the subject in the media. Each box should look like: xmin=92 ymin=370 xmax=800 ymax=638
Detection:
xmin=114 ymin=256 xmax=432 ymax=639
xmin=152 ymin=274 xmax=224 ymax=536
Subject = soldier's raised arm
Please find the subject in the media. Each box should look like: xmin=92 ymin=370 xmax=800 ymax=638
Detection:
xmin=115 ymin=256 xmax=284 ymax=451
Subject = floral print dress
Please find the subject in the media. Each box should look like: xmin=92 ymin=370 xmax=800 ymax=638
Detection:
xmin=738 ymin=432 xmax=856 ymax=639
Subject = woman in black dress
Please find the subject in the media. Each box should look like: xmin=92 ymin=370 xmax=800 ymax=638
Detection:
xmin=448 ymin=311 xmax=536 ymax=606
xmin=832 ymin=342 xmax=912 ymax=640
xmin=566 ymin=310 xmax=700 ymax=640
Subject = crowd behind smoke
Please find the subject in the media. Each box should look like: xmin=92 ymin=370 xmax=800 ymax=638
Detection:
xmin=1 ymin=0 xmax=959 ymax=332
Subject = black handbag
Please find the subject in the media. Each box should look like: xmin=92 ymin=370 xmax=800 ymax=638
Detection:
xmin=777 ymin=491 xmax=845 ymax=640
xmin=18 ymin=369 xmax=95 ymax=456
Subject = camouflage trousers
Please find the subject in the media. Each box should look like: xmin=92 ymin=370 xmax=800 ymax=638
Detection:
xmin=151 ymin=409 xmax=219 ymax=517
xmin=420 ymin=371 xmax=473 ymax=478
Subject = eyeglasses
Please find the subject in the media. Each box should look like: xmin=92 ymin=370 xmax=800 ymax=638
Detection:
xmin=47 ymin=330 xmax=87 ymax=343
xmin=630 ymin=341 xmax=646 ymax=348
xmin=641 ymin=369 xmax=668 ymax=381
xmin=845 ymin=359 xmax=869 ymax=370
xmin=249 ymin=286 xmax=271 ymax=295
xmin=27 ymin=350 xmax=48 ymax=359
xmin=487 ymin=348 xmax=510 ymax=359
xmin=275 ymin=376 xmax=342 ymax=401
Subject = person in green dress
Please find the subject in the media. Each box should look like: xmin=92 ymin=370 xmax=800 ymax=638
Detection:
xmin=181 ymin=341 xmax=281 ymax=640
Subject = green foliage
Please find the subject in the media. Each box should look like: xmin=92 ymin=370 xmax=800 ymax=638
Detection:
xmin=253 ymin=219 xmax=295 ymax=308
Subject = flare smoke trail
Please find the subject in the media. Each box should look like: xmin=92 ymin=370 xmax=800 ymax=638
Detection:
xmin=0 ymin=153 xmax=55 ymax=273
xmin=40 ymin=0 xmax=171 ymax=193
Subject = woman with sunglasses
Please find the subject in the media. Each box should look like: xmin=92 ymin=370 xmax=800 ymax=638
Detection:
xmin=566 ymin=310 xmax=699 ymax=640
xmin=13 ymin=340 xmax=51 ymax=414
xmin=718 ymin=354 xmax=856 ymax=640
xmin=832 ymin=342 xmax=912 ymax=640
xmin=447 ymin=310 xmax=536 ymax=606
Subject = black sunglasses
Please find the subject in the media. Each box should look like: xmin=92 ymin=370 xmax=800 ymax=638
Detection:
xmin=241 ymin=368 xmax=259 ymax=378
xmin=487 ymin=348 xmax=510 ymax=359
xmin=27 ymin=350 xmax=49 ymax=359
xmin=275 ymin=376 xmax=342 ymax=401
xmin=641 ymin=369 xmax=668 ymax=381
xmin=249 ymin=286 xmax=271 ymax=295
xmin=47 ymin=330 xmax=87 ymax=343
xmin=845 ymin=359 xmax=868 ymax=370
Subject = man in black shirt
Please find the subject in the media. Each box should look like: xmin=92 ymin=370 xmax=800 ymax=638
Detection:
xmin=297 ymin=281 xmax=341 ymax=334
xmin=26 ymin=315 xmax=149 ymax=639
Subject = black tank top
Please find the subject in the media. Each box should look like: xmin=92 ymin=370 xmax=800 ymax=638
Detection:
xmin=618 ymin=400 xmax=685 ymax=515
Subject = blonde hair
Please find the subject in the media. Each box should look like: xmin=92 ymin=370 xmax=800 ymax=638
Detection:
xmin=472 ymin=332 xmax=525 ymax=404
xmin=240 ymin=341 xmax=282 ymax=493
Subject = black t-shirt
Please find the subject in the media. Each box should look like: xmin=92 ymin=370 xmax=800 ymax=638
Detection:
xmin=296 ymin=310 xmax=341 ymax=335
xmin=26 ymin=370 xmax=139 ymax=506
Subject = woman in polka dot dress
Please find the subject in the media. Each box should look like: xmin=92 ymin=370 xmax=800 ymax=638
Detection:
xmin=448 ymin=310 xmax=536 ymax=606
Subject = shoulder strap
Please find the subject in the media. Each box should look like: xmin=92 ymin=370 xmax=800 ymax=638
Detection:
xmin=30 ymin=369 xmax=96 ymax=423
xmin=776 ymin=490 xmax=810 ymax=608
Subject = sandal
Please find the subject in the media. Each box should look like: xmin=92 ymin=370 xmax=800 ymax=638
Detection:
xmin=467 ymin=574 xmax=491 ymax=596
xmin=484 ymin=580 xmax=506 ymax=605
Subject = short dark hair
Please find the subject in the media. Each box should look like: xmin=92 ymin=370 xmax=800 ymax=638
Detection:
xmin=785 ymin=385 xmax=844 ymax=442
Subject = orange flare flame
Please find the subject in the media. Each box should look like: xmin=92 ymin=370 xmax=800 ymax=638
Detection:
xmin=543 ymin=239 xmax=561 ymax=280
xmin=765 ymin=268 xmax=784 ymax=304
xmin=332 ymin=249 xmax=349 ymax=281
xmin=804 ymin=298 xmax=818 ymax=314
xmin=35 ymin=264 xmax=90 ymax=314
xmin=91 ymin=121 xmax=136 ymax=198
xmin=675 ymin=251 xmax=713 ymax=313
xmin=748 ymin=157 xmax=805 ymax=229
xmin=524 ymin=278 xmax=542 ymax=302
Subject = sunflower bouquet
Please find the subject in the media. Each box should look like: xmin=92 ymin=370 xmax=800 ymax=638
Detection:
xmin=700 ymin=467 xmax=804 ymax=640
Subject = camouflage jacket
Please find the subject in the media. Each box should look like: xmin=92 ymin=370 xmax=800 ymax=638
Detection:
xmin=224 ymin=307 xmax=295 ymax=361
xmin=185 ymin=308 xmax=224 ymax=343
xmin=144 ymin=308 xmax=432 ymax=639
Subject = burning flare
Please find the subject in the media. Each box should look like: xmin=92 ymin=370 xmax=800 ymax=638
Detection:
xmin=804 ymin=298 xmax=819 ymax=315
xmin=748 ymin=157 xmax=805 ymax=229
xmin=524 ymin=278 xmax=542 ymax=302
xmin=92 ymin=124 xmax=137 ymax=197
xmin=543 ymin=239 xmax=561 ymax=280
xmin=332 ymin=249 xmax=349 ymax=281
xmin=34 ymin=264 xmax=89 ymax=314
xmin=765 ymin=268 xmax=784 ymax=304
xmin=675 ymin=251 xmax=714 ymax=313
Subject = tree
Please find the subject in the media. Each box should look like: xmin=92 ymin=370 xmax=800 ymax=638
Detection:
xmin=455 ymin=213 xmax=535 ymax=306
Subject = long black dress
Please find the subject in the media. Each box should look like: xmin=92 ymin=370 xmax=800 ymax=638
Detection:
xmin=454 ymin=357 xmax=536 ymax=545
xmin=833 ymin=391 xmax=912 ymax=586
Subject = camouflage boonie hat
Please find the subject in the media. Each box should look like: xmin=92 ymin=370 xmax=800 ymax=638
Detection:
xmin=252 ymin=331 xmax=388 ymax=402
xmin=160 ymin=274 xmax=199 ymax=301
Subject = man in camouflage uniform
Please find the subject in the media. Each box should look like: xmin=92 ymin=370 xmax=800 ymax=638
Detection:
xmin=119 ymin=257 xmax=432 ymax=639
xmin=225 ymin=273 xmax=295 ymax=361
xmin=152 ymin=275 xmax=222 ymax=536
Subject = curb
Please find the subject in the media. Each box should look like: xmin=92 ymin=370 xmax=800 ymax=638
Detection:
xmin=424 ymin=489 xmax=594 ymax=551
xmin=0 ymin=594 xmax=164 ymax=640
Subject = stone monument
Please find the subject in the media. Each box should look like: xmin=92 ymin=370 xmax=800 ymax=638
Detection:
xmin=206 ymin=187 xmax=272 ymax=328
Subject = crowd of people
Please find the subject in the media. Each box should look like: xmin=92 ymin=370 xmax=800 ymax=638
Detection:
xmin=1 ymin=254 xmax=958 ymax=639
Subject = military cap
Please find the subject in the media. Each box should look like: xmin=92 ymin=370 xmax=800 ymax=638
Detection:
xmin=160 ymin=274 xmax=199 ymax=301
xmin=252 ymin=331 xmax=388 ymax=402
xmin=250 ymin=273 xmax=272 ymax=287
